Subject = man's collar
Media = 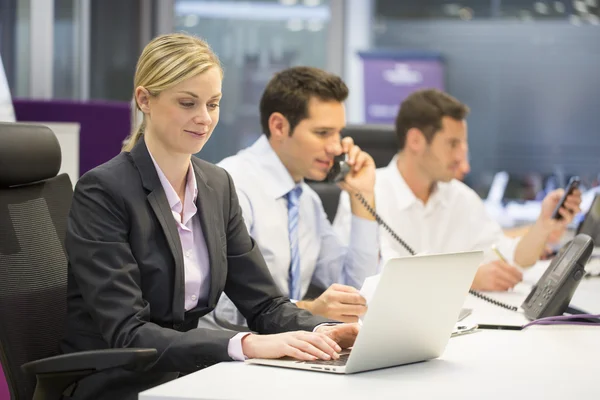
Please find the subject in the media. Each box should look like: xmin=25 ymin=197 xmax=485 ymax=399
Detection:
xmin=247 ymin=135 xmax=299 ymax=199
xmin=387 ymin=156 xmax=450 ymax=209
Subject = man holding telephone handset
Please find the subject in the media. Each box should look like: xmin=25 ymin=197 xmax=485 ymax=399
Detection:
xmin=198 ymin=66 xmax=378 ymax=331
xmin=334 ymin=89 xmax=582 ymax=292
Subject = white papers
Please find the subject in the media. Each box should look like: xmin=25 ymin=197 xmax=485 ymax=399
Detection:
xmin=359 ymin=273 xmax=381 ymax=306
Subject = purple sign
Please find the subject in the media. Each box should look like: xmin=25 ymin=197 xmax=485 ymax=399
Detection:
xmin=360 ymin=52 xmax=445 ymax=124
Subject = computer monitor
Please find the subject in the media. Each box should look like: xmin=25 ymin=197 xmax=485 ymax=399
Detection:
xmin=577 ymin=194 xmax=600 ymax=246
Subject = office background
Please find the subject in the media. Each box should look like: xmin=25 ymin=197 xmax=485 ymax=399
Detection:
xmin=1 ymin=1 xmax=600 ymax=398
xmin=1 ymin=0 xmax=600 ymax=196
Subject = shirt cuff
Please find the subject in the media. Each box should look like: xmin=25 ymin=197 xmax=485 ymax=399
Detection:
xmin=228 ymin=332 xmax=253 ymax=361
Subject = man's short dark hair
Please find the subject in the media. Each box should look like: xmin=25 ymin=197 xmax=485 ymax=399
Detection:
xmin=260 ymin=66 xmax=349 ymax=137
xmin=395 ymin=89 xmax=470 ymax=150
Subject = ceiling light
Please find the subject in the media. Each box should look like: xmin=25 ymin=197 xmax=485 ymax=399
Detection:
xmin=306 ymin=19 xmax=324 ymax=31
xmin=303 ymin=0 xmax=321 ymax=6
xmin=569 ymin=14 xmax=582 ymax=24
xmin=586 ymin=14 xmax=599 ymax=24
xmin=573 ymin=0 xmax=588 ymax=13
xmin=458 ymin=7 xmax=473 ymax=21
xmin=183 ymin=14 xmax=199 ymax=27
xmin=286 ymin=18 xmax=304 ymax=31
xmin=534 ymin=2 xmax=549 ymax=14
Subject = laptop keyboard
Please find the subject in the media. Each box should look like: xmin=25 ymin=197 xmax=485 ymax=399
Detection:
xmin=299 ymin=352 xmax=350 ymax=366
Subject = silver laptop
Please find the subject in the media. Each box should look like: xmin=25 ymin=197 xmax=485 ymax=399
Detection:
xmin=245 ymin=251 xmax=483 ymax=374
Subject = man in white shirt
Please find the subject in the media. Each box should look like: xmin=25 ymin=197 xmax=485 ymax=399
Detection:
xmin=333 ymin=89 xmax=581 ymax=292
xmin=198 ymin=66 xmax=379 ymax=330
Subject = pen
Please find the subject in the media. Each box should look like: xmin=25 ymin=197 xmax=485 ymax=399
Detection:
xmin=491 ymin=244 xmax=508 ymax=263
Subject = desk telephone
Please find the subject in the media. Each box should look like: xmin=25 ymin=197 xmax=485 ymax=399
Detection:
xmin=327 ymin=154 xmax=594 ymax=321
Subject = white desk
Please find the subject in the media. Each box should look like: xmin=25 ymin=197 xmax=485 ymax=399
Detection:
xmin=139 ymin=259 xmax=600 ymax=399
xmin=139 ymin=327 xmax=600 ymax=400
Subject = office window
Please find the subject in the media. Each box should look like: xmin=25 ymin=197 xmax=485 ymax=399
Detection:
xmin=90 ymin=0 xmax=142 ymax=101
xmin=174 ymin=0 xmax=331 ymax=163
xmin=373 ymin=0 xmax=600 ymax=196
xmin=0 ymin=0 xmax=30 ymax=97
xmin=374 ymin=1 xmax=599 ymax=21
xmin=54 ymin=0 xmax=78 ymax=99
xmin=374 ymin=0 xmax=491 ymax=20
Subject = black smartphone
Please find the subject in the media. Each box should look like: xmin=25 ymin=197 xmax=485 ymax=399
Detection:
xmin=551 ymin=176 xmax=581 ymax=220
xmin=325 ymin=153 xmax=350 ymax=183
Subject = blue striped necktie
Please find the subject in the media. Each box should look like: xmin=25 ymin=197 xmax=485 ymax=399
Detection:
xmin=286 ymin=185 xmax=303 ymax=301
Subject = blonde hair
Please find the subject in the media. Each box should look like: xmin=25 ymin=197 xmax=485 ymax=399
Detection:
xmin=122 ymin=33 xmax=222 ymax=152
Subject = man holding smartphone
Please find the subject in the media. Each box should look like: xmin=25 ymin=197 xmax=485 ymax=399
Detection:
xmin=197 ymin=67 xmax=379 ymax=331
xmin=333 ymin=89 xmax=581 ymax=292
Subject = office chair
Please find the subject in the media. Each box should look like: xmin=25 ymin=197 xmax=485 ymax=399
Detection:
xmin=306 ymin=183 xmax=342 ymax=224
xmin=0 ymin=122 xmax=157 ymax=400
xmin=341 ymin=124 xmax=397 ymax=168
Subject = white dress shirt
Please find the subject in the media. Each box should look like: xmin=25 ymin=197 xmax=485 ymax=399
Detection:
xmin=197 ymin=135 xmax=379 ymax=330
xmin=333 ymin=156 xmax=518 ymax=266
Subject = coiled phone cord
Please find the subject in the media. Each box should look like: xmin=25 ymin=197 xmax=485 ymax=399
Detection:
xmin=353 ymin=191 xmax=519 ymax=312
xmin=352 ymin=192 xmax=416 ymax=262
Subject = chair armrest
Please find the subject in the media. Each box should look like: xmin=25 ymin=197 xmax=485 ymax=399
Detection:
xmin=21 ymin=348 xmax=158 ymax=375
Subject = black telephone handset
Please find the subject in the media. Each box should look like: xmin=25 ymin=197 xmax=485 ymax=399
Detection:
xmin=327 ymin=155 xmax=592 ymax=317
xmin=551 ymin=176 xmax=581 ymax=220
xmin=521 ymin=234 xmax=593 ymax=320
xmin=325 ymin=154 xmax=351 ymax=184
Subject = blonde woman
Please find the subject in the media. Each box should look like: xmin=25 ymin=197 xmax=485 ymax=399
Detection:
xmin=61 ymin=33 xmax=358 ymax=400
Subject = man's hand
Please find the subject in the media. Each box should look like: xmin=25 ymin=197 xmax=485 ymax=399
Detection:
xmin=336 ymin=136 xmax=376 ymax=221
xmin=546 ymin=225 xmax=567 ymax=245
xmin=472 ymin=260 xmax=523 ymax=291
xmin=336 ymin=136 xmax=376 ymax=196
xmin=297 ymin=283 xmax=367 ymax=323
xmin=539 ymin=188 xmax=582 ymax=231
xmin=315 ymin=323 xmax=360 ymax=349
xmin=540 ymin=244 xmax=558 ymax=260
xmin=514 ymin=188 xmax=582 ymax=267
xmin=241 ymin=331 xmax=342 ymax=361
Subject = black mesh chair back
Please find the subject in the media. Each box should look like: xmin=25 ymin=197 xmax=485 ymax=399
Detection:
xmin=0 ymin=122 xmax=73 ymax=400
xmin=307 ymin=183 xmax=342 ymax=224
xmin=341 ymin=124 xmax=397 ymax=168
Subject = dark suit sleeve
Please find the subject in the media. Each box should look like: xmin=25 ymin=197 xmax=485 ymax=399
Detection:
xmin=221 ymin=170 xmax=333 ymax=332
xmin=66 ymin=171 xmax=237 ymax=373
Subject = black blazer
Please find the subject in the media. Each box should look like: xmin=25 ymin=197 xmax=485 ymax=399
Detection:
xmin=60 ymin=139 xmax=330 ymax=400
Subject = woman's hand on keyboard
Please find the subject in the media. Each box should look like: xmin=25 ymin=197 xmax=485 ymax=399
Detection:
xmin=241 ymin=331 xmax=342 ymax=361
